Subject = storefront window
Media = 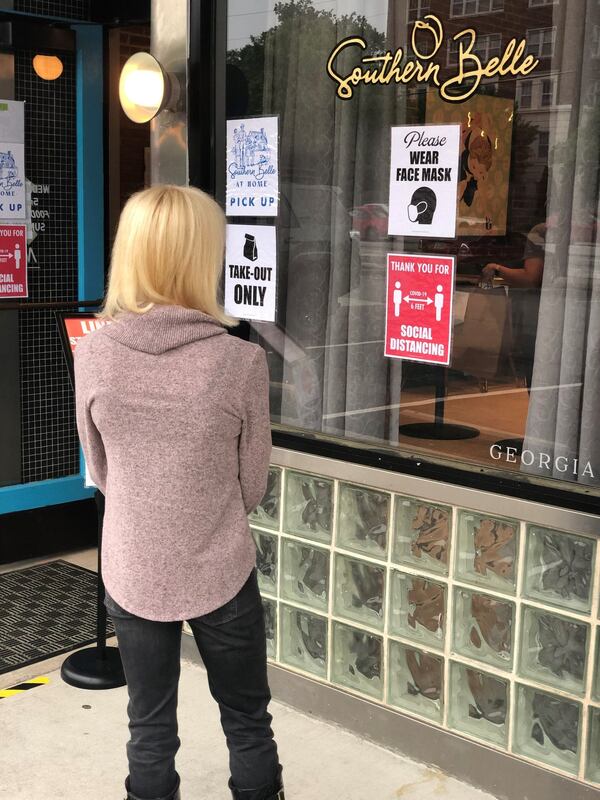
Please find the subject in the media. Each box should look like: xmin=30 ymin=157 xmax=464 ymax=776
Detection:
xmin=225 ymin=0 xmax=600 ymax=494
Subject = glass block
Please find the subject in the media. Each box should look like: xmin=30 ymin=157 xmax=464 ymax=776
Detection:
xmin=519 ymin=606 xmax=589 ymax=696
xmin=453 ymin=587 xmax=514 ymax=669
xmin=456 ymin=511 xmax=519 ymax=594
xmin=262 ymin=599 xmax=277 ymax=659
xmin=393 ymin=496 xmax=451 ymax=576
xmin=524 ymin=526 xmax=595 ymax=614
xmin=252 ymin=528 xmax=278 ymax=596
xmin=249 ymin=467 xmax=281 ymax=530
xmin=280 ymin=538 xmax=329 ymax=611
xmin=586 ymin=707 xmax=600 ymax=783
xmin=280 ymin=604 xmax=328 ymax=678
xmin=389 ymin=570 xmax=445 ymax=650
xmin=388 ymin=640 xmax=443 ymax=723
xmin=284 ymin=471 xmax=333 ymax=544
xmin=337 ymin=483 xmax=389 ymax=559
xmin=331 ymin=621 xmax=383 ymax=699
xmin=448 ymin=662 xmax=509 ymax=747
xmin=594 ymin=632 xmax=600 ymax=702
xmin=514 ymin=684 xmax=581 ymax=775
xmin=334 ymin=554 xmax=386 ymax=631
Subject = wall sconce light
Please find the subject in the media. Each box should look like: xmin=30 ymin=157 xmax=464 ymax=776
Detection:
xmin=119 ymin=52 xmax=181 ymax=123
xmin=33 ymin=54 xmax=64 ymax=81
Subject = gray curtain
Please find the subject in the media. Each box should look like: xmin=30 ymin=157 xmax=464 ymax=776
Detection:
xmin=524 ymin=1 xmax=600 ymax=487
xmin=257 ymin=3 xmax=404 ymax=445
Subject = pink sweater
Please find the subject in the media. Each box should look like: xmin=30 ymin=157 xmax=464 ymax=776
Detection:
xmin=74 ymin=305 xmax=271 ymax=621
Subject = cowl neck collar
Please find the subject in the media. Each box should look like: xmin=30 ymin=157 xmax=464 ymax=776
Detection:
xmin=104 ymin=304 xmax=226 ymax=355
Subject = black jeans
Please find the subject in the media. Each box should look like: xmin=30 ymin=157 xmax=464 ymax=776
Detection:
xmin=105 ymin=569 xmax=281 ymax=800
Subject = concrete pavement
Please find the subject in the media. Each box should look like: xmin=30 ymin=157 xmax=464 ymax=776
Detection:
xmin=0 ymin=655 xmax=499 ymax=800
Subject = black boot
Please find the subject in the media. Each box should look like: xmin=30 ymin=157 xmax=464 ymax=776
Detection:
xmin=228 ymin=766 xmax=284 ymax=800
xmin=229 ymin=786 xmax=284 ymax=800
xmin=124 ymin=773 xmax=181 ymax=800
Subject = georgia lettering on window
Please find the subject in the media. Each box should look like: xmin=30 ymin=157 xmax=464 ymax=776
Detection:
xmin=326 ymin=14 xmax=540 ymax=104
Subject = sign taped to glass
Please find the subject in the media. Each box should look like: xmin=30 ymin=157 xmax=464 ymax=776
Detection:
xmin=0 ymin=101 xmax=26 ymax=220
xmin=0 ymin=224 xmax=27 ymax=298
xmin=388 ymin=124 xmax=460 ymax=239
xmin=225 ymin=224 xmax=277 ymax=321
xmin=385 ymin=253 xmax=455 ymax=366
xmin=226 ymin=116 xmax=279 ymax=217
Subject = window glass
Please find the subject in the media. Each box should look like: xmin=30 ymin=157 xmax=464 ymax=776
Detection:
xmin=452 ymin=0 xmax=504 ymax=16
xmin=408 ymin=0 xmax=431 ymax=22
xmin=225 ymin=0 xmax=600 ymax=495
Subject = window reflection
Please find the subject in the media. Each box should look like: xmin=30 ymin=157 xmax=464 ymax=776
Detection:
xmin=225 ymin=0 xmax=600 ymax=493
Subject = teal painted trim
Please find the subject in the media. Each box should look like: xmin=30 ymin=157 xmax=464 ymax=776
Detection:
xmin=0 ymin=476 xmax=94 ymax=515
xmin=75 ymin=24 xmax=105 ymax=303
xmin=2 ymin=27 xmax=105 ymax=516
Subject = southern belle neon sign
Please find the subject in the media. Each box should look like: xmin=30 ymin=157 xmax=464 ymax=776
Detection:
xmin=327 ymin=15 xmax=540 ymax=103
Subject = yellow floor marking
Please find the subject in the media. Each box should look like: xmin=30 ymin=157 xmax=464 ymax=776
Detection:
xmin=0 ymin=675 xmax=49 ymax=698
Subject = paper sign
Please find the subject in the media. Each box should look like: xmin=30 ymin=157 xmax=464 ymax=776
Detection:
xmin=226 ymin=116 xmax=279 ymax=217
xmin=385 ymin=253 xmax=455 ymax=366
xmin=225 ymin=224 xmax=277 ymax=321
xmin=0 ymin=101 xmax=26 ymax=220
xmin=388 ymin=124 xmax=460 ymax=239
xmin=64 ymin=316 xmax=110 ymax=353
xmin=0 ymin=224 xmax=27 ymax=298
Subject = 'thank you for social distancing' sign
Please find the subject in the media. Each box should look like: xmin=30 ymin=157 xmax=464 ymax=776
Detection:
xmin=385 ymin=252 xmax=455 ymax=366
xmin=388 ymin=124 xmax=460 ymax=240
xmin=225 ymin=224 xmax=277 ymax=322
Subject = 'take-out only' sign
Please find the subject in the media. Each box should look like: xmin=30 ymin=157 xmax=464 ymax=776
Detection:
xmin=385 ymin=252 xmax=455 ymax=366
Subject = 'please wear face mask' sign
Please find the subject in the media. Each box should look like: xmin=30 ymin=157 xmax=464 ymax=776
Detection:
xmin=388 ymin=125 xmax=461 ymax=240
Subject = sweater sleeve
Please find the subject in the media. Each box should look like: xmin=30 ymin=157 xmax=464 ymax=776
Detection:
xmin=74 ymin=346 xmax=107 ymax=494
xmin=239 ymin=348 xmax=272 ymax=514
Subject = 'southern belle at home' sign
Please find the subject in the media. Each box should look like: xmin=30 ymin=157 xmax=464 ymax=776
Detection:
xmin=327 ymin=15 xmax=540 ymax=103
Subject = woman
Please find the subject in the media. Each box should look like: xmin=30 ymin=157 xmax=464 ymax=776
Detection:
xmin=74 ymin=185 xmax=284 ymax=800
xmin=482 ymin=222 xmax=546 ymax=391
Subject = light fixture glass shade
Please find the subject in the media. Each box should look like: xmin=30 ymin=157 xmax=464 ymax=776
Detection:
xmin=33 ymin=55 xmax=64 ymax=81
xmin=119 ymin=52 xmax=167 ymax=123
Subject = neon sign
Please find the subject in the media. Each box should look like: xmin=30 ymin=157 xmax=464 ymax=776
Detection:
xmin=327 ymin=15 xmax=540 ymax=103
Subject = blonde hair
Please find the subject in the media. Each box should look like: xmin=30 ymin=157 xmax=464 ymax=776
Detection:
xmin=100 ymin=184 xmax=234 ymax=325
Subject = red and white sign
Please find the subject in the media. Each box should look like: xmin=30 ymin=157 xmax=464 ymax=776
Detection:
xmin=64 ymin=316 xmax=110 ymax=353
xmin=0 ymin=224 xmax=27 ymax=298
xmin=385 ymin=253 xmax=455 ymax=366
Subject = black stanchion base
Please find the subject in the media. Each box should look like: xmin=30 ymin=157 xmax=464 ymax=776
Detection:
xmin=399 ymin=422 xmax=480 ymax=441
xmin=494 ymin=437 xmax=524 ymax=456
xmin=61 ymin=646 xmax=126 ymax=690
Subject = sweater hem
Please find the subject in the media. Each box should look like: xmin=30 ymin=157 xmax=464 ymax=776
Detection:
xmin=103 ymin=556 xmax=257 ymax=623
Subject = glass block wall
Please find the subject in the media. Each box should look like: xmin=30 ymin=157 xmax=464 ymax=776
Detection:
xmin=250 ymin=465 xmax=600 ymax=786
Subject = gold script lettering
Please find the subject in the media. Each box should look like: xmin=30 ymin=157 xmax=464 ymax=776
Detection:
xmin=327 ymin=15 xmax=540 ymax=103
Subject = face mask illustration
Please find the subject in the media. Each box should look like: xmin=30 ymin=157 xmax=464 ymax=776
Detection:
xmin=407 ymin=187 xmax=437 ymax=225
xmin=408 ymin=200 xmax=428 ymax=222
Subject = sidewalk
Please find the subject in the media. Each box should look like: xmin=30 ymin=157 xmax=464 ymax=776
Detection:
xmin=0 ymin=655 xmax=498 ymax=800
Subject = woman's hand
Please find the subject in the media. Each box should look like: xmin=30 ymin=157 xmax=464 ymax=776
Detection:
xmin=482 ymin=263 xmax=500 ymax=282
